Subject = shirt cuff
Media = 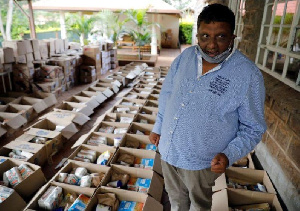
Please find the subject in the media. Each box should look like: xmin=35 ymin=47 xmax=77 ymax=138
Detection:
xmin=152 ymin=122 xmax=161 ymax=135
xmin=222 ymin=148 xmax=234 ymax=167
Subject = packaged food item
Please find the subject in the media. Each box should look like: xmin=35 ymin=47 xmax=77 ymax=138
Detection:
xmin=134 ymin=158 xmax=154 ymax=169
xmin=73 ymin=157 xmax=91 ymax=163
xmin=145 ymin=144 xmax=157 ymax=151
xmin=5 ymin=167 xmax=23 ymax=187
xmin=120 ymin=117 xmax=133 ymax=124
xmin=127 ymin=177 xmax=138 ymax=191
xmin=58 ymin=173 xmax=68 ymax=183
xmin=80 ymin=175 xmax=92 ymax=187
xmin=121 ymin=102 xmax=133 ymax=106
xmin=126 ymin=94 xmax=138 ymax=99
xmin=87 ymin=136 xmax=108 ymax=146
xmin=128 ymin=110 xmax=137 ymax=114
xmin=76 ymin=150 xmax=97 ymax=162
xmin=116 ymin=108 xmax=130 ymax=113
xmin=18 ymin=164 xmax=34 ymax=179
xmin=38 ymin=186 xmax=63 ymax=210
xmin=74 ymin=167 xmax=88 ymax=178
xmin=136 ymin=178 xmax=151 ymax=193
xmin=125 ymin=140 xmax=140 ymax=149
xmin=107 ymin=180 xmax=122 ymax=188
xmin=0 ymin=185 xmax=14 ymax=203
xmin=136 ymin=130 xmax=144 ymax=135
xmin=67 ymin=194 xmax=90 ymax=211
xmin=65 ymin=174 xmax=80 ymax=185
xmin=97 ymin=193 xmax=119 ymax=211
xmin=117 ymin=153 xmax=135 ymax=165
xmin=232 ymin=202 xmax=270 ymax=211
xmin=59 ymin=193 xmax=77 ymax=210
xmin=111 ymin=173 xmax=130 ymax=187
xmin=96 ymin=204 xmax=111 ymax=211
xmin=140 ymin=119 xmax=148 ymax=124
xmin=99 ymin=126 xmax=115 ymax=133
xmin=91 ymin=172 xmax=105 ymax=187
xmin=8 ymin=152 xmax=26 ymax=160
xmin=118 ymin=201 xmax=144 ymax=211
xmin=113 ymin=128 xmax=128 ymax=134
xmin=114 ymin=137 xmax=122 ymax=147
xmin=97 ymin=151 xmax=111 ymax=165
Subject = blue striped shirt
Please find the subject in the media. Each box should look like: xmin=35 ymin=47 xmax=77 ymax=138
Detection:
xmin=153 ymin=46 xmax=267 ymax=170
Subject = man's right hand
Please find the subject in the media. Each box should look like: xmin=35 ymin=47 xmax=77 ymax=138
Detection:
xmin=149 ymin=132 xmax=160 ymax=147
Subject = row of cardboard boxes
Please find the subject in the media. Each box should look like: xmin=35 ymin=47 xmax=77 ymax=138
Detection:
xmin=0 ymin=64 xmax=166 ymax=210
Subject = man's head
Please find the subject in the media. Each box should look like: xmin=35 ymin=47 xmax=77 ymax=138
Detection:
xmin=196 ymin=4 xmax=236 ymax=63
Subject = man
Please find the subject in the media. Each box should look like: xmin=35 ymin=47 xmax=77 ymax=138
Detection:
xmin=149 ymin=4 xmax=266 ymax=211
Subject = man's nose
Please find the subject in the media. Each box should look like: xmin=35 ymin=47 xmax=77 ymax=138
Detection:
xmin=207 ymin=38 xmax=217 ymax=49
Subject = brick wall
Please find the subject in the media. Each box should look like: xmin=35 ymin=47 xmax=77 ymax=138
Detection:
xmin=240 ymin=0 xmax=300 ymax=210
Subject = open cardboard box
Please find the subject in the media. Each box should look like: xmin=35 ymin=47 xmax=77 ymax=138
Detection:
xmin=88 ymin=86 xmax=114 ymax=98
xmin=84 ymin=87 xmax=109 ymax=101
xmin=103 ymin=112 xmax=135 ymax=124
xmin=127 ymin=122 xmax=154 ymax=136
xmin=50 ymin=160 xmax=110 ymax=188
xmin=131 ymin=88 xmax=153 ymax=96
xmin=118 ymin=98 xmax=146 ymax=107
xmin=0 ymin=157 xmax=46 ymax=201
xmin=133 ymin=114 xmax=156 ymax=124
xmin=0 ymin=185 xmax=27 ymax=211
xmin=106 ymin=75 xmax=127 ymax=86
xmin=119 ymin=134 xmax=156 ymax=151
xmin=54 ymin=101 xmax=94 ymax=117
xmin=134 ymin=83 xmax=156 ymax=90
xmin=86 ymin=186 xmax=163 ymax=211
xmin=0 ymin=112 xmax=27 ymax=133
xmin=65 ymin=95 xmax=99 ymax=110
xmin=73 ymin=132 xmax=125 ymax=148
xmin=212 ymin=188 xmax=282 ymax=211
xmin=5 ymin=103 xmax=36 ymax=122
xmin=111 ymin=147 xmax=162 ymax=175
xmin=213 ymin=167 xmax=276 ymax=194
xmin=24 ymin=181 xmax=95 ymax=211
xmin=140 ymin=106 xmax=158 ymax=116
xmin=98 ymin=78 xmax=122 ymax=88
xmin=110 ymin=104 xmax=141 ymax=115
xmin=29 ymin=92 xmax=57 ymax=108
xmin=137 ymin=80 xmax=158 ymax=86
xmin=232 ymin=153 xmax=255 ymax=169
xmin=0 ymin=140 xmax=47 ymax=166
xmin=93 ymin=82 xmax=119 ymax=94
xmin=144 ymin=100 xmax=159 ymax=108
xmin=68 ymin=144 xmax=116 ymax=166
xmin=37 ymin=111 xmax=89 ymax=139
xmin=92 ymin=121 xmax=130 ymax=135
xmin=23 ymin=127 xmax=63 ymax=159
xmin=80 ymin=90 xmax=107 ymax=104
xmin=124 ymin=92 xmax=149 ymax=100
xmin=14 ymin=96 xmax=48 ymax=114
xmin=102 ymin=164 xmax=163 ymax=202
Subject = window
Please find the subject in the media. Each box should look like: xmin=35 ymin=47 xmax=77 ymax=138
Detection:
xmin=228 ymin=0 xmax=246 ymax=47
xmin=255 ymin=0 xmax=300 ymax=91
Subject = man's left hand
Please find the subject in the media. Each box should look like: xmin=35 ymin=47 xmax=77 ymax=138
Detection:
xmin=211 ymin=153 xmax=229 ymax=173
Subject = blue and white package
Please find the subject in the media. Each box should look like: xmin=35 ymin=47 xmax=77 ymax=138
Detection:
xmin=145 ymin=144 xmax=157 ymax=151
xmin=136 ymin=178 xmax=151 ymax=193
xmin=141 ymin=158 xmax=154 ymax=169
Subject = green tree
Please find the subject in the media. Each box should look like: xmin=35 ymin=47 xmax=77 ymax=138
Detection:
xmin=66 ymin=14 xmax=97 ymax=46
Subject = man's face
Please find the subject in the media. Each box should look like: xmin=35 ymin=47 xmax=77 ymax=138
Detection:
xmin=197 ymin=21 xmax=234 ymax=57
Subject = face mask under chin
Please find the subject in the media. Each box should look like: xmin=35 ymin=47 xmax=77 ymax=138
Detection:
xmin=198 ymin=46 xmax=232 ymax=64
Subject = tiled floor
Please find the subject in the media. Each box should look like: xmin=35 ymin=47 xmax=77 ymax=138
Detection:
xmin=0 ymin=46 xmax=187 ymax=210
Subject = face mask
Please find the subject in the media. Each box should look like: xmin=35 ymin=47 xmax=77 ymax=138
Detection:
xmin=197 ymin=44 xmax=232 ymax=64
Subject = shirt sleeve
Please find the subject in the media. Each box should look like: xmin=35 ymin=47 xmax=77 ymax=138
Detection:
xmin=222 ymin=71 xmax=267 ymax=166
xmin=152 ymin=56 xmax=180 ymax=135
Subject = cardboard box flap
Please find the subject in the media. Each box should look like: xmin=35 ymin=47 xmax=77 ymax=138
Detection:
xmin=102 ymin=88 xmax=114 ymax=98
xmin=0 ymin=112 xmax=27 ymax=129
xmin=71 ymin=133 xmax=91 ymax=149
xmin=4 ymin=140 xmax=44 ymax=153
xmin=112 ymin=84 xmax=119 ymax=93
xmin=60 ymin=123 xmax=79 ymax=139
xmin=26 ymin=128 xmax=61 ymax=139
xmin=23 ymin=97 xmax=48 ymax=113
xmin=212 ymin=189 xmax=228 ymax=211
xmin=72 ymin=112 xmax=90 ymax=126
xmin=112 ymin=80 xmax=122 ymax=87
xmin=0 ymin=126 xmax=7 ymax=137
xmin=0 ymin=188 xmax=27 ymax=211
xmin=36 ymin=92 xmax=57 ymax=107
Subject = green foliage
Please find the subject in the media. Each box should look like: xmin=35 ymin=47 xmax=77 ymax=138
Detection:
xmin=179 ymin=22 xmax=193 ymax=44
xmin=66 ymin=14 xmax=96 ymax=37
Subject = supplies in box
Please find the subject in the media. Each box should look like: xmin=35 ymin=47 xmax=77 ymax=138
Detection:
xmin=120 ymin=134 xmax=157 ymax=151
xmin=94 ymin=121 xmax=129 ymax=135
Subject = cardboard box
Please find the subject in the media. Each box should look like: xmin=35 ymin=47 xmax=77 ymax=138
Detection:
xmin=30 ymin=39 xmax=40 ymax=52
xmin=212 ymin=188 xmax=282 ymax=211
xmin=124 ymin=92 xmax=149 ymax=100
xmin=144 ymin=100 xmax=158 ymax=108
xmin=69 ymin=144 xmax=116 ymax=166
xmin=213 ymin=167 xmax=276 ymax=194
xmin=111 ymin=105 xmax=141 ymax=115
xmin=23 ymin=39 xmax=33 ymax=53
xmin=2 ymin=104 xmax=35 ymax=122
xmin=120 ymin=134 xmax=156 ymax=150
xmin=102 ymin=164 xmax=163 ymax=201
xmin=33 ymin=51 xmax=41 ymax=61
xmin=147 ymin=94 xmax=159 ymax=101
xmin=14 ymin=96 xmax=48 ymax=114
xmin=0 ymin=111 xmax=27 ymax=130
xmin=54 ymin=101 xmax=94 ymax=117
xmin=38 ymin=40 xmax=48 ymax=59
xmin=0 ymin=157 xmax=46 ymax=201
xmin=133 ymin=114 xmax=156 ymax=124
xmin=106 ymin=75 xmax=127 ymax=86
xmin=80 ymin=90 xmax=107 ymax=104
xmin=94 ymin=82 xmax=119 ymax=94
xmin=68 ymin=95 xmax=99 ymax=110
xmin=118 ymin=98 xmax=146 ymax=107
xmin=0 ymin=96 xmax=19 ymax=105
xmin=0 ymin=125 xmax=7 ymax=137
xmin=80 ymin=65 xmax=96 ymax=76
xmin=2 ymin=40 xmax=27 ymax=56
xmin=80 ymin=75 xmax=97 ymax=83
xmin=23 ymin=127 xmax=63 ymax=158
xmin=93 ymin=121 xmax=130 ymax=134
xmin=15 ymin=54 xmax=26 ymax=64
xmin=86 ymin=186 xmax=163 ymax=211
xmin=0 ymin=140 xmax=47 ymax=166
xmin=13 ymin=64 xmax=35 ymax=79
xmin=30 ymin=92 xmax=57 ymax=108
xmin=111 ymin=147 xmax=162 ymax=175
xmin=24 ymin=181 xmax=95 ymax=210
xmin=73 ymin=132 xmax=124 ymax=148
xmin=140 ymin=106 xmax=158 ymax=116
xmin=0 ymin=186 xmax=27 ymax=211
xmin=98 ymin=78 xmax=122 ymax=88
xmin=127 ymin=123 xmax=153 ymax=136
xmin=88 ymin=86 xmax=114 ymax=98
xmin=103 ymin=113 xmax=135 ymax=124
xmin=25 ymin=53 xmax=34 ymax=64
xmin=2 ymin=47 xmax=15 ymax=63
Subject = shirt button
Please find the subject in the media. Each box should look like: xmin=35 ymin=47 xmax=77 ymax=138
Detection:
xmin=174 ymin=117 xmax=178 ymax=120
xmin=189 ymin=90 xmax=193 ymax=93
xmin=181 ymin=103 xmax=185 ymax=107
xmin=170 ymin=131 xmax=173 ymax=134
